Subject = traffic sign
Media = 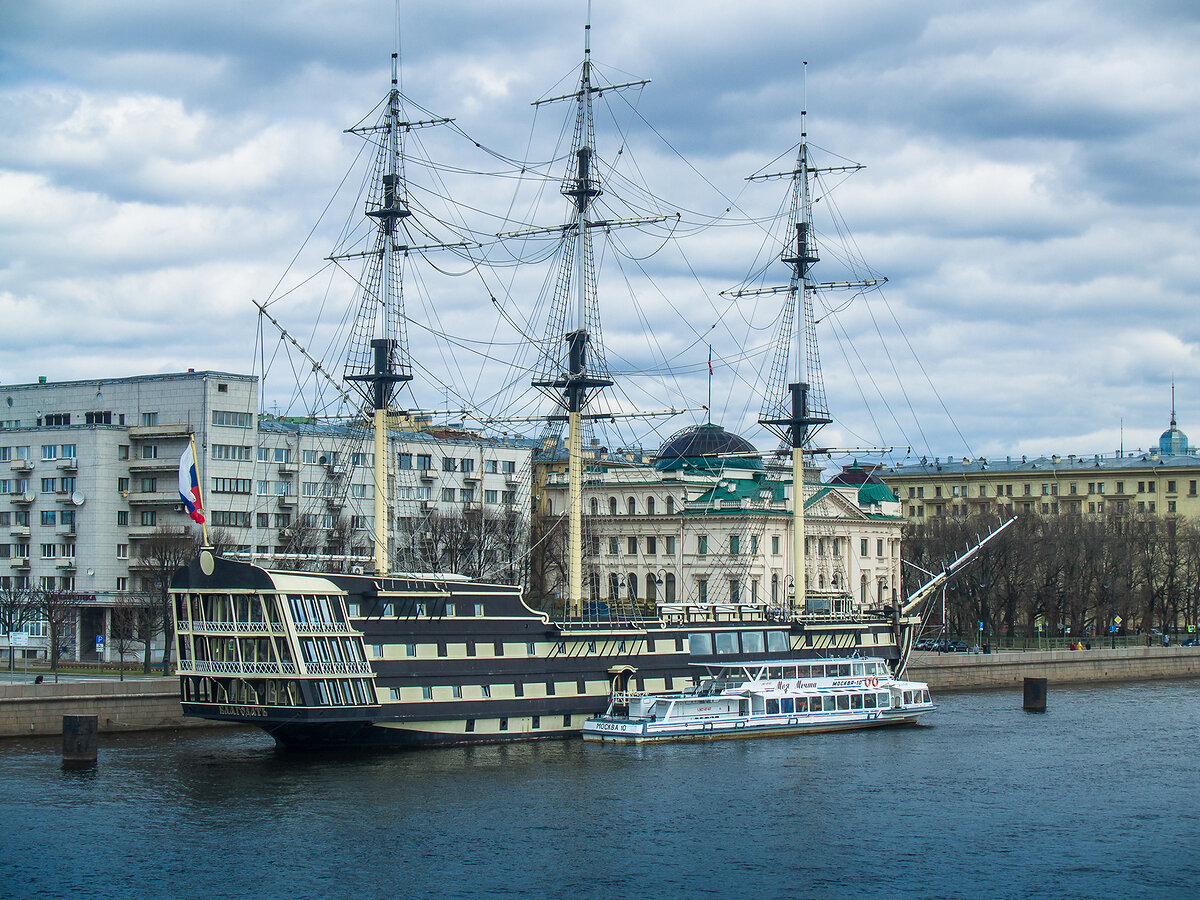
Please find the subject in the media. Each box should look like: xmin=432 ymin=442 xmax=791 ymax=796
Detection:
xmin=95 ymin=634 xmax=105 ymax=651
xmin=9 ymin=632 xmax=28 ymax=647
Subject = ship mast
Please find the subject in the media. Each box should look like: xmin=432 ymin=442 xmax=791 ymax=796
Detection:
xmin=529 ymin=12 xmax=662 ymax=617
xmin=740 ymin=64 xmax=879 ymax=614
xmin=341 ymin=47 xmax=453 ymax=576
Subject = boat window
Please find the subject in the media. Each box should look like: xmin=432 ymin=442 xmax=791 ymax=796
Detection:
xmin=852 ymin=663 xmax=865 ymax=677
xmin=688 ymin=633 xmax=713 ymax=655
xmin=742 ymin=631 xmax=764 ymax=653
xmin=866 ymin=662 xmax=879 ymax=675
xmin=781 ymin=698 xmax=794 ymax=714
xmin=835 ymin=664 xmax=849 ymax=677
xmin=445 ymin=602 xmax=456 ymax=617
xmin=715 ymin=632 xmax=738 ymax=654
xmin=851 ymin=694 xmax=863 ymax=710
xmin=922 ymin=690 xmax=930 ymax=703
xmin=814 ymin=665 xmax=827 ymax=678
xmin=766 ymin=631 xmax=789 ymax=653
xmin=837 ymin=695 xmax=851 ymax=711
xmin=766 ymin=698 xmax=780 ymax=715
xmin=904 ymin=691 xmax=913 ymax=705
xmin=766 ymin=666 xmax=781 ymax=679
xmin=795 ymin=697 xmax=808 ymax=713
xmin=878 ymin=691 xmax=890 ymax=707
xmin=739 ymin=628 xmax=768 ymax=652
xmin=822 ymin=696 xmax=836 ymax=712
xmin=864 ymin=693 xmax=877 ymax=709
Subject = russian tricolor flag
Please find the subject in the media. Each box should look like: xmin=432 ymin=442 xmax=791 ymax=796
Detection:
xmin=178 ymin=443 xmax=205 ymax=524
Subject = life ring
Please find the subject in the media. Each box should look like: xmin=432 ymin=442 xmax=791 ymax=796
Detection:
xmin=865 ymin=676 xmax=878 ymax=688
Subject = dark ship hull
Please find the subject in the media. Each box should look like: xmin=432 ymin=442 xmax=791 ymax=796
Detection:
xmin=171 ymin=552 xmax=907 ymax=749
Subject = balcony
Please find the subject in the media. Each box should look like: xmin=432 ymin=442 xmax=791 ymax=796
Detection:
xmin=9 ymin=557 xmax=30 ymax=570
xmin=9 ymin=459 xmax=32 ymax=473
xmin=129 ymin=457 xmax=177 ymax=472
xmin=277 ymin=494 xmax=295 ymax=509
xmin=418 ymin=468 xmax=438 ymax=480
xmin=303 ymin=660 xmax=374 ymax=676
xmin=127 ymin=490 xmax=178 ymax=506
xmin=277 ymin=460 xmax=298 ymax=475
xmin=128 ymin=423 xmax=193 ymax=440
xmin=11 ymin=490 xmax=34 ymax=505
xmin=187 ymin=660 xmax=298 ymax=676
xmin=55 ymin=524 xmax=76 ymax=536
xmin=56 ymin=457 xmax=78 ymax=472
xmin=56 ymin=558 xmax=76 ymax=570
xmin=9 ymin=525 xmax=30 ymax=538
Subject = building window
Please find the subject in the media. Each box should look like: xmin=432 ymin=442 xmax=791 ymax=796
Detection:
xmin=666 ymin=496 xmax=675 ymax=514
xmin=697 ymin=535 xmax=707 ymax=556
xmin=141 ymin=412 xmax=158 ymax=426
xmin=117 ymin=511 xmax=128 ymax=526
xmin=608 ymin=537 xmax=619 ymax=554
xmin=730 ymin=535 xmax=739 ymax=555
xmin=116 ymin=544 xmax=129 ymax=559
xmin=860 ymin=538 xmax=868 ymax=556
xmin=627 ymin=497 xmax=636 ymax=515
xmin=627 ymin=537 xmax=638 ymax=555
xmin=665 ymin=536 xmax=675 ymax=555
xmin=1168 ymin=480 xmax=1177 ymax=493
xmin=647 ymin=536 xmax=657 ymax=554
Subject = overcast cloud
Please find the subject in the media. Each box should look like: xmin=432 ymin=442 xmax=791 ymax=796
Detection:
xmin=2 ymin=0 xmax=1199 ymax=468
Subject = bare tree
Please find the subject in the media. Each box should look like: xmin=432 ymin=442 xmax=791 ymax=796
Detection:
xmin=135 ymin=526 xmax=196 ymax=675
xmin=0 ymin=580 xmax=37 ymax=672
xmin=33 ymin=589 xmax=78 ymax=674
xmin=108 ymin=592 xmax=149 ymax=681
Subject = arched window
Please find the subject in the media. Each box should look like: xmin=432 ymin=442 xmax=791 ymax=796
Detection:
xmin=627 ymin=572 xmax=638 ymax=601
xmin=646 ymin=574 xmax=657 ymax=603
xmin=588 ymin=572 xmax=600 ymax=602
xmin=608 ymin=497 xmax=617 ymax=516
xmin=860 ymin=573 xmax=868 ymax=604
xmin=627 ymin=497 xmax=636 ymax=515
xmin=609 ymin=573 xmax=620 ymax=600
xmin=665 ymin=573 xmax=676 ymax=603
xmin=818 ymin=573 xmax=826 ymax=589
xmin=546 ymin=498 xmax=553 ymax=516
xmin=771 ymin=574 xmax=779 ymax=602
xmin=590 ymin=498 xmax=598 ymax=516
xmin=647 ymin=496 xmax=656 ymax=515
xmin=666 ymin=496 xmax=675 ymax=514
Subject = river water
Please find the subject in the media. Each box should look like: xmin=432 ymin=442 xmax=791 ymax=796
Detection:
xmin=2 ymin=679 xmax=1198 ymax=899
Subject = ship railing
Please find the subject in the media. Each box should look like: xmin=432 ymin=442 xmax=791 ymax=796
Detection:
xmin=189 ymin=660 xmax=298 ymax=675
xmin=293 ymin=622 xmax=353 ymax=634
xmin=303 ymin=661 xmax=374 ymax=676
xmin=182 ymin=620 xmax=287 ymax=634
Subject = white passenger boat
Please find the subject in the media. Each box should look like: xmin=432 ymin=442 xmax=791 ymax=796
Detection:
xmin=582 ymin=657 xmax=933 ymax=743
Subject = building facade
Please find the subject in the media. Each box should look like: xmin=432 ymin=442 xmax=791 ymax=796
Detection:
xmin=881 ymin=417 xmax=1200 ymax=523
xmin=537 ymin=423 xmax=903 ymax=616
xmin=0 ymin=372 xmax=531 ymax=665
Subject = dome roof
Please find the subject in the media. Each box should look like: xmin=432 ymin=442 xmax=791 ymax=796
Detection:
xmin=1160 ymin=423 xmax=1188 ymax=455
xmin=653 ymin=423 xmax=762 ymax=471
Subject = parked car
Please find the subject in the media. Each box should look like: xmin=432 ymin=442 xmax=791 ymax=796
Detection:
xmin=945 ymin=640 xmax=969 ymax=653
xmin=1182 ymin=638 xmax=1198 ymax=647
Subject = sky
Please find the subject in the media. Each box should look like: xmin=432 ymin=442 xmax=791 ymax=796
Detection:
xmin=2 ymin=0 xmax=1199 ymax=470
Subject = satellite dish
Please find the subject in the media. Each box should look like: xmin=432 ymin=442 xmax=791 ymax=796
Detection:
xmin=22 ymin=491 xmax=34 ymax=503
xmin=71 ymin=491 xmax=86 ymax=506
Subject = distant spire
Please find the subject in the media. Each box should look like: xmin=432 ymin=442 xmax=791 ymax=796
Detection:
xmin=1171 ymin=380 xmax=1177 ymax=427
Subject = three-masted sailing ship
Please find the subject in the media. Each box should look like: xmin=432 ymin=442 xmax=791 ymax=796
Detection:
xmin=169 ymin=21 xmax=977 ymax=749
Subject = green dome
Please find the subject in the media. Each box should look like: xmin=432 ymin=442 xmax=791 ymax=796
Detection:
xmin=653 ymin=423 xmax=763 ymax=472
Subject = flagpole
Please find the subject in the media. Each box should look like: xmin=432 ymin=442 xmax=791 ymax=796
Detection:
xmin=707 ymin=345 xmax=712 ymax=425
xmin=190 ymin=433 xmax=210 ymax=547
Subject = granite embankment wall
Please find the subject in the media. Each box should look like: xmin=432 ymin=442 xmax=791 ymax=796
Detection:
xmin=0 ymin=680 xmax=222 ymax=738
xmin=908 ymin=646 xmax=1200 ymax=690
xmin=2 ymin=649 xmax=1198 ymax=737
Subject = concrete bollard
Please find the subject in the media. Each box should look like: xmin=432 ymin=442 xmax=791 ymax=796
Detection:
xmin=62 ymin=714 xmax=98 ymax=768
xmin=1023 ymin=677 xmax=1047 ymax=712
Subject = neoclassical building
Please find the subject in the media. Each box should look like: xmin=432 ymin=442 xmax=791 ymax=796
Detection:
xmin=538 ymin=423 xmax=903 ymax=616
